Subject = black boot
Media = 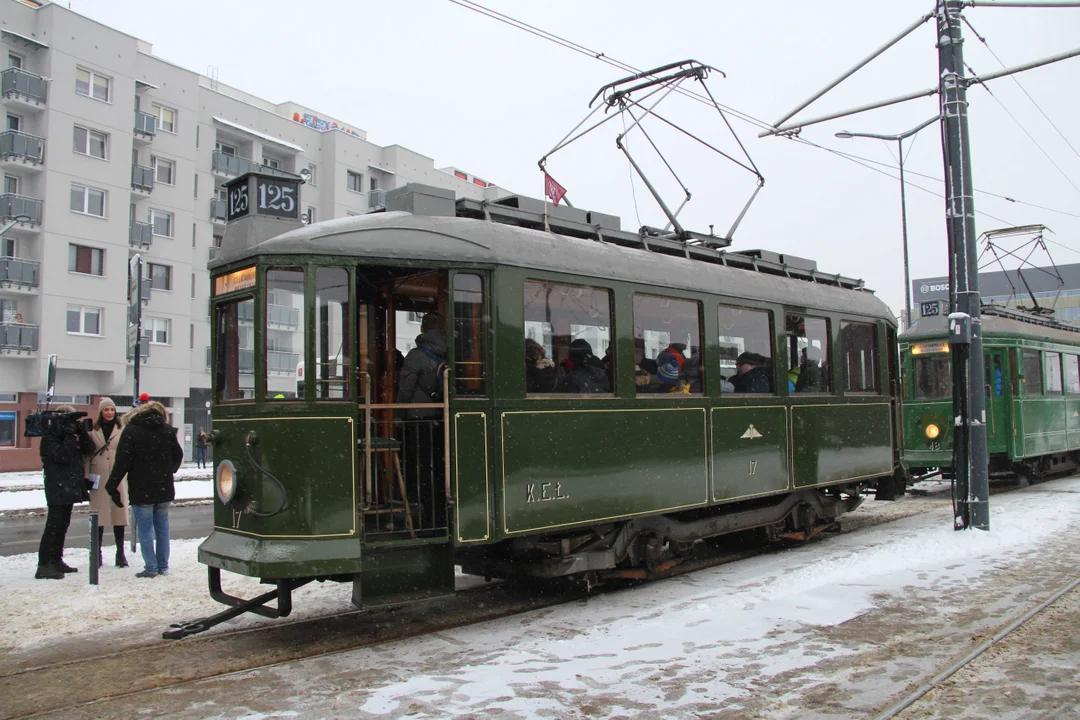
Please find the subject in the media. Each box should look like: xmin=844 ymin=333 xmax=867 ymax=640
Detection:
xmin=55 ymin=559 xmax=78 ymax=573
xmin=35 ymin=564 xmax=65 ymax=580
xmin=115 ymin=548 xmax=129 ymax=568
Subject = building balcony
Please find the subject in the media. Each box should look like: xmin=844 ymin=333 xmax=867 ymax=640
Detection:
xmin=208 ymin=245 xmax=220 ymax=262
xmin=205 ymin=345 xmax=254 ymax=373
xmin=211 ymin=150 xmax=294 ymax=179
xmin=0 ymin=130 xmax=45 ymax=170
xmin=131 ymin=164 xmax=154 ymax=193
xmin=0 ymin=256 xmax=40 ymax=290
xmin=0 ymin=322 xmax=38 ymax=354
xmin=267 ymin=303 xmax=300 ymax=328
xmin=0 ymin=67 xmax=47 ymax=110
xmin=369 ymin=188 xmax=386 ymax=210
xmin=126 ymin=335 xmax=149 ymax=362
xmin=133 ymin=111 xmax=157 ymax=143
xmin=210 ymin=198 xmax=227 ymax=222
xmin=0 ymin=193 xmax=43 ymax=228
xmin=129 ymin=221 xmax=152 ymax=249
xmin=268 ymin=350 xmax=299 ymax=375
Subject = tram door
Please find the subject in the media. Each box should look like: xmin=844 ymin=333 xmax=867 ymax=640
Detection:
xmin=356 ymin=267 xmax=450 ymax=539
xmin=985 ymin=351 xmax=1008 ymax=454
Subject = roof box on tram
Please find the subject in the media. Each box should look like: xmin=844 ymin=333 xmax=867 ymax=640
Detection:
xmin=736 ymin=249 xmax=818 ymax=272
xmin=385 ymin=184 xmax=457 ymax=217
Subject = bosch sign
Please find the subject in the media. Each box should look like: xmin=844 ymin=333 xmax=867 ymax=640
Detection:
xmin=913 ymin=278 xmax=951 ymax=301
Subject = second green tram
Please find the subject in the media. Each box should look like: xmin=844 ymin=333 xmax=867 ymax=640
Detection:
xmin=192 ymin=186 xmax=900 ymax=631
xmin=900 ymin=306 xmax=1080 ymax=483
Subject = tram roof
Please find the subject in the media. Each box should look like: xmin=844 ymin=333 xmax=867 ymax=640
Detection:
xmin=902 ymin=308 xmax=1080 ymax=344
xmin=244 ymin=211 xmax=895 ymax=321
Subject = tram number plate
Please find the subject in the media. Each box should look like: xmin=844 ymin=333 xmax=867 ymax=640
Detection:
xmin=256 ymin=178 xmax=299 ymax=219
xmin=920 ymin=301 xmax=941 ymax=317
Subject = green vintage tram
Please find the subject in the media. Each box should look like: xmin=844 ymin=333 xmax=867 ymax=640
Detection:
xmin=900 ymin=305 xmax=1080 ymax=484
xmin=187 ymin=176 xmax=900 ymax=635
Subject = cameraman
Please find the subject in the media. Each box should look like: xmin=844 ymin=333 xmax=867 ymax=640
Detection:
xmin=35 ymin=405 xmax=94 ymax=580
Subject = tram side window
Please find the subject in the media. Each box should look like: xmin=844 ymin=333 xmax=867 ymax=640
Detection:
xmin=634 ymin=294 xmax=702 ymax=395
xmin=315 ymin=267 xmax=351 ymax=400
xmin=454 ymin=273 xmax=486 ymax=396
xmin=717 ymin=304 xmax=773 ymax=394
xmin=1022 ymin=350 xmax=1043 ymax=396
xmin=914 ymin=354 xmax=951 ymax=399
xmin=1044 ymin=352 xmax=1063 ymax=394
xmin=1066 ymin=355 xmax=1080 ymax=394
xmin=840 ymin=321 xmax=878 ymax=393
xmin=524 ymin=280 xmax=611 ymax=394
xmin=266 ymin=267 xmax=303 ymax=401
xmin=215 ymin=298 xmax=254 ymax=403
xmin=786 ymin=315 xmax=831 ymax=393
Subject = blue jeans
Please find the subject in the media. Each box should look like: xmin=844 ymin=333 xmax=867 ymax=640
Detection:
xmin=132 ymin=502 xmax=170 ymax=573
xmin=195 ymin=446 xmax=207 ymax=468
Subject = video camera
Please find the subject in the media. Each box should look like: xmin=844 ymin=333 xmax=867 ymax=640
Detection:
xmin=24 ymin=409 xmax=91 ymax=438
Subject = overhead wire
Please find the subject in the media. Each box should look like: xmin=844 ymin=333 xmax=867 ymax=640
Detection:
xmin=448 ymin=0 xmax=1080 ymax=248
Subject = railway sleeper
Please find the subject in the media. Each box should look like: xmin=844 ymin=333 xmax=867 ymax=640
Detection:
xmin=460 ymin=488 xmax=861 ymax=581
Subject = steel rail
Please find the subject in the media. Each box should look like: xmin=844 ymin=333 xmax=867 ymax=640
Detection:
xmin=874 ymin=574 xmax=1080 ymax=720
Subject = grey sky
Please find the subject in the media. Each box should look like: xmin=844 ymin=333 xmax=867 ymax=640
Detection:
xmin=71 ymin=0 xmax=1080 ymax=317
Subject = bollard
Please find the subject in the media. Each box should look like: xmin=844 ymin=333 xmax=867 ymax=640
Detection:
xmin=88 ymin=511 xmax=99 ymax=586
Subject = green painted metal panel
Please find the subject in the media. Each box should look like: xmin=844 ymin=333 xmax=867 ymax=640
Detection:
xmin=1021 ymin=398 xmax=1068 ymax=456
xmin=211 ymin=416 xmax=357 ymax=538
xmin=791 ymin=404 xmax=892 ymax=487
xmin=353 ymin=542 xmax=455 ymax=608
xmin=1068 ymin=398 xmax=1080 ymax=451
xmin=710 ymin=406 xmax=789 ymax=501
xmin=198 ymin=531 xmax=361 ymax=578
xmin=500 ymin=408 xmax=708 ymax=535
xmin=454 ymin=412 xmax=491 ymax=543
xmin=900 ymin=399 xmax=952 ymax=468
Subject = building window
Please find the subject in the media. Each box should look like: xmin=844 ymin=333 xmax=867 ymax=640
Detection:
xmin=67 ymin=305 xmax=103 ymax=335
xmin=70 ymin=183 xmax=106 ymax=217
xmin=191 ymin=273 xmax=196 ymax=298
xmin=306 ymin=163 xmax=317 ymax=186
xmin=262 ymin=156 xmax=281 ymax=170
xmin=73 ymin=125 xmax=107 ymax=159
xmin=190 ymin=323 xmax=195 ymax=350
xmin=8 ymin=52 xmax=23 ymax=69
xmin=347 ymin=171 xmax=363 ymax=193
xmin=151 ymin=156 xmax=175 ymax=185
xmin=369 ymin=176 xmax=379 ymax=193
xmin=68 ymin=244 xmax=104 ymax=276
xmin=0 ymin=393 xmax=16 ymax=402
xmin=0 ymin=411 xmax=16 ymax=448
xmin=4 ymin=175 xmax=19 ymax=195
xmin=6 ymin=113 xmax=22 ymax=132
xmin=215 ymin=141 xmax=236 ymax=156
xmin=145 ymin=317 xmax=170 ymax=345
xmin=75 ymin=67 xmax=110 ymax=102
xmin=147 ymin=262 xmax=172 ymax=290
xmin=152 ymin=104 xmax=176 ymax=133
xmin=150 ymin=209 xmax=173 ymax=237
xmin=306 ymin=206 xmax=316 ymax=224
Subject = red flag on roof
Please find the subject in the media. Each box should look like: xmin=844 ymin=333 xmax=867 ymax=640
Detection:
xmin=544 ymin=172 xmax=567 ymax=207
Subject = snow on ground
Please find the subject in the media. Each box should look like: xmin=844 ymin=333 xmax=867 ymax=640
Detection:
xmin=0 ymin=464 xmax=212 ymax=513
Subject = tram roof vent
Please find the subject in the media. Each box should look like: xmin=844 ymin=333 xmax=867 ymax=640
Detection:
xmin=385 ymin=184 xmax=456 ymax=217
xmin=736 ymin=250 xmax=818 ymax=272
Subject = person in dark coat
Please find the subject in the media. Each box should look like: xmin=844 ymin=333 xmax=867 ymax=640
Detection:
xmin=558 ymin=339 xmax=609 ymax=393
xmin=795 ymin=346 xmax=824 ymax=393
xmin=396 ymin=313 xmax=448 ymax=526
xmin=105 ymin=401 xmax=184 ymax=578
xmin=730 ymin=352 xmax=774 ymax=393
xmin=525 ymin=338 xmax=557 ymax=393
xmin=35 ymin=405 xmax=95 ymax=579
xmin=195 ymin=428 xmax=208 ymax=469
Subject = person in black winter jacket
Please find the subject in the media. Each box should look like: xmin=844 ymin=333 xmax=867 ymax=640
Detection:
xmin=557 ymin=339 xmax=609 ymax=393
xmin=730 ymin=352 xmax=774 ymax=394
xmin=104 ymin=401 xmax=184 ymax=578
xmin=35 ymin=406 xmax=95 ymax=579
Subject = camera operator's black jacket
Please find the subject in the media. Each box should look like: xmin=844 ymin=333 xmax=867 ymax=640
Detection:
xmin=105 ymin=403 xmax=184 ymax=506
xmin=40 ymin=426 xmax=94 ymax=506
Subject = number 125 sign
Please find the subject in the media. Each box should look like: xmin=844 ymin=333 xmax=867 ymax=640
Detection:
xmin=256 ymin=178 xmax=298 ymax=219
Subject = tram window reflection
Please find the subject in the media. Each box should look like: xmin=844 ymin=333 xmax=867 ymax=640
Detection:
xmin=914 ymin=355 xmax=951 ymax=399
xmin=1023 ymin=350 xmax=1043 ymax=396
xmin=718 ymin=304 xmax=773 ymax=394
xmin=315 ymin=267 xmax=351 ymax=400
xmin=524 ymin=280 xmax=612 ymax=395
xmin=454 ymin=274 xmax=486 ymax=397
xmin=840 ymin=321 xmax=878 ymax=393
xmin=215 ymin=297 xmax=254 ymax=403
xmin=1045 ymin=352 xmax=1063 ymax=394
xmin=786 ymin=315 xmax=831 ymax=394
xmin=1066 ymin=355 xmax=1080 ymax=395
xmin=633 ymin=294 xmax=702 ymax=396
xmin=266 ymin=267 xmax=304 ymax=401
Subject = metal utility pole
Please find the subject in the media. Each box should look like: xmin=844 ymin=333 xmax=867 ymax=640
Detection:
xmin=128 ymin=254 xmax=144 ymax=402
xmin=938 ymin=0 xmax=989 ymax=531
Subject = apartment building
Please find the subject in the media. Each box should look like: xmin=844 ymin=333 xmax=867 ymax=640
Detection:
xmin=0 ymin=0 xmax=503 ymax=470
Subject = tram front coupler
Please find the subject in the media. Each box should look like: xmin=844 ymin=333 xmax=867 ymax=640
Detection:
xmin=162 ymin=567 xmax=311 ymax=639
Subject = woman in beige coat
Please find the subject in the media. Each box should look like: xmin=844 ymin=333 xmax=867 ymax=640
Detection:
xmin=85 ymin=397 xmax=129 ymax=568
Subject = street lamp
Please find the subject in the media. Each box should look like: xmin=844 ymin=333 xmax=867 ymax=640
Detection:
xmin=836 ymin=116 xmax=939 ymax=329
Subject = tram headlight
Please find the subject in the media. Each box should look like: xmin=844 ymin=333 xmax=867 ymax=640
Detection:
xmin=215 ymin=459 xmax=238 ymax=505
xmin=924 ymin=423 xmax=941 ymax=440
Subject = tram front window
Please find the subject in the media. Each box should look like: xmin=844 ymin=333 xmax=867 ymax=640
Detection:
xmin=316 ymin=267 xmax=351 ymax=400
xmin=913 ymin=355 xmax=952 ymax=399
xmin=215 ymin=297 xmax=254 ymax=403
xmin=266 ymin=267 xmax=304 ymax=401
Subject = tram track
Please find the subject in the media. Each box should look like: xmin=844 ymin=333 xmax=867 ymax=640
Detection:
xmin=0 ymin=486 xmax=1003 ymax=719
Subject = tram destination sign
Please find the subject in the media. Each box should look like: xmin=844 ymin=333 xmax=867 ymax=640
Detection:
xmin=920 ymin=300 xmax=942 ymax=317
xmin=225 ymin=172 xmax=301 ymax=222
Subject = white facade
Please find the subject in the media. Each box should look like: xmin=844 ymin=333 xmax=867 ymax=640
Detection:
xmin=0 ymin=0 xmax=502 ymax=430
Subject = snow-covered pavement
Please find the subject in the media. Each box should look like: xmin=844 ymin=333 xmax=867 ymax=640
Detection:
xmin=2 ymin=476 xmax=1078 ymax=718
